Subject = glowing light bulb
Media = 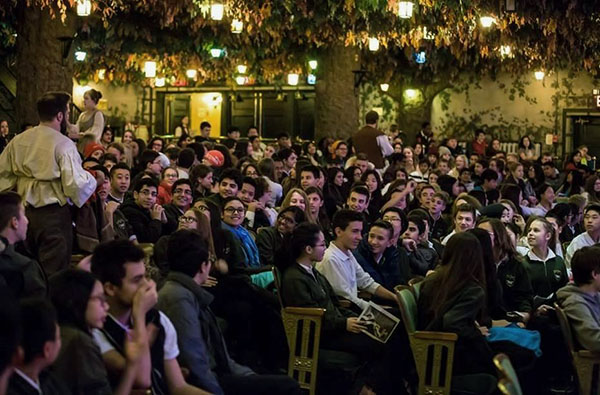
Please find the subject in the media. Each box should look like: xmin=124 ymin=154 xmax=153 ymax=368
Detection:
xmin=237 ymin=65 xmax=247 ymax=74
xmin=186 ymin=69 xmax=197 ymax=79
xmin=380 ymin=83 xmax=389 ymax=92
xmin=144 ymin=61 xmax=157 ymax=78
xmin=398 ymin=1 xmax=413 ymax=19
xmin=534 ymin=71 xmax=545 ymax=80
xmin=368 ymin=37 xmax=380 ymax=52
xmin=480 ymin=16 xmax=495 ymax=28
xmin=287 ymin=73 xmax=299 ymax=86
xmin=210 ymin=3 xmax=224 ymax=20
xmin=76 ymin=0 xmax=92 ymax=16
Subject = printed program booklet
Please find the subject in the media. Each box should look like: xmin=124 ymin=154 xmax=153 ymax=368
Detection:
xmin=357 ymin=301 xmax=400 ymax=343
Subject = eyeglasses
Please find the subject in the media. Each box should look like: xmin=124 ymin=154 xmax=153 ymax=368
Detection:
xmin=174 ymin=188 xmax=192 ymax=195
xmin=224 ymin=207 xmax=245 ymax=214
xmin=279 ymin=216 xmax=296 ymax=224
xmin=166 ymin=173 xmax=178 ymax=178
xmin=179 ymin=215 xmax=198 ymax=223
xmin=383 ymin=217 xmax=401 ymax=222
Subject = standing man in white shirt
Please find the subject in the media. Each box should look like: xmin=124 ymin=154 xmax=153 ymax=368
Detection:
xmin=353 ymin=111 xmax=394 ymax=170
xmin=316 ymin=209 xmax=397 ymax=311
xmin=566 ymin=204 xmax=600 ymax=267
xmin=0 ymin=92 xmax=97 ymax=274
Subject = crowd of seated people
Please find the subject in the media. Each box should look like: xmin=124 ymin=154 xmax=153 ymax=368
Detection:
xmin=3 ymin=94 xmax=600 ymax=394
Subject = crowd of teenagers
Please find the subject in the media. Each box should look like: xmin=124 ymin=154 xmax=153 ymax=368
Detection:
xmin=1 ymin=90 xmax=600 ymax=395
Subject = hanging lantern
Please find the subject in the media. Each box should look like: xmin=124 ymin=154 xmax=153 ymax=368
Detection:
xmin=237 ymin=65 xmax=247 ymax=74
xmin=534 ymin=71 xmax=545 ymax=80
xmin=397 ymin=2 xmax=413 ymax=19
xmin=74 ymin=51 xmax=87 ymax=61
xmin=307 ymin=74 xmax=317 ymax=85
xmin=97 ymin=69 xmax=106 ymax=80
xmin=235 ymin=76 xmax=247 ymax=85
xmin=404 ymin=89 xmax=418 ymax=99
xmin=308 ymin=60 xmax=318 ymax=70
xmin=155 ymin=77 xmax=166 ymax=87
xmin=414 ymin=51 xmax=426 ymax=64
xmin=499 ymin=45 xmax=512 ymax=57
xmin=231 ymin=19 xmax=243 ymax=33
xmin=186 ymin=69 xmax=197 ymax=79
xmin=368 ymin=37 xmax=380 ymax=52
xmin=144 ymin=61 xmax=157 ymax=78
xmin=287 ymin=73 xmax=299 ymax=86
xmin=76 ymin=0 xmax=92 ymax=16
xmin=210 ymin=3 xmax=224 ymax=20
xmin=380 ymin=83 xmax=389 ymax=92
xmin=210 ymin=48 xmax=223 ymax=58
xmin=480 ymin=16 xmax=495 ymax=28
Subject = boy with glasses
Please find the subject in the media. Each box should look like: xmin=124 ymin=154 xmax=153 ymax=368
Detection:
xmin=163 ymin=179 xmax=193 ymax=235
xmin=120 ymin=178 xmax=166 ymax=243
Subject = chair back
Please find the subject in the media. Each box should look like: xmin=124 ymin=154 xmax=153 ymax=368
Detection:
xmin=493 ymin=354 xmax=523 ymax=395
xmin=498 ymin=377 xmax=520 ymax=395
xmin=554 ymin=303 xmax=576 ymax=357
xmin=396 ymin=288 xmax=456 ymax=395
xmin=412 ymin=281 xmax=423 ymax=300
xmin=272 ymin=266 xmax=284 ymax=309
xmin=396 ymin=288 xmax=417 ymax=334
xmin=281 ymin=307 xmax=325 ymax=395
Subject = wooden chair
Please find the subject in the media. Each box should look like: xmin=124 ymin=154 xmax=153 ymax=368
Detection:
xmin=396 ymin=288 xmax=457 ymax=395
xmin=493 ymin=353 xmax=522 ymax=395
xmin=272 ymin=267 xmax=324 ymax=395
xmin=555 ymin=303 xmax=600 ymax=395
xmin=498 ymin=377 xmax=520 ymax=395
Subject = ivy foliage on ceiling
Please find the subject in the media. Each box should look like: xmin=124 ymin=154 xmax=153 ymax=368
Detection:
xmin=3 ymin=0 xmax=600 ymax=87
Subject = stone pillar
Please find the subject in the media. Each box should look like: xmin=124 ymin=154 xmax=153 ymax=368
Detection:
xmin=16 ymin=3 xmax=75 ymax=128
xmin=314 ymin=45 xmax=360 ymax=140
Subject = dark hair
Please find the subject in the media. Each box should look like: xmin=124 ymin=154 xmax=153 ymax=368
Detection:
xmin=467 ymin=227 xmax=498 ymax=319
xmin=278 ymin=148 xmax=295 ymax=161
xmin=437 ymin=175 xmax=457 ymax=196
xmin=19 ymin=298 xmax=57 ymax=363
xmin=168 ymin=230 xmax=209 ymax=277
xmin=481 ymin=169 xmax=499 ymax=182
xmin=187 ymin=142 xmax=205 ymax=163
xmin=300 ymin=165 xmax=320 ymax=180
xmin=91 ymin=240 xmax=146 ymax=287
xmin=279 ymin=206 xmax=306 ymax=225
xmin=535 ymin=183 xmax=553 ymax=201
xmin=332 ymin=209 xmax=364 ymax=233
xmin=37 ymin=91 xmax=70 ymax=122
xmin=499 ymin=184 xmax=522 ymax=214
xmin=277 ymin=132 xmax=290 ymax=140
xmin=241 ymin=176 xmax=257 ymax=190
xmin=424 ymin=232 xmax=486 ymax=320
xmin=227 ymin=126 xmax=240 ymax=136
xmin=85 ymin=89 xmax=102 ymax=104
xmin=381 ymin=207 xmax=408 ymax=235
xmin=258 ymin=158 xmax=275 ymax=180
xmin=585 ymin=204 xmax=600 ymax=216
xmin=361 ymin=169 xmax=382 ymax=189
xmin=102 ymin=153 xmax=118 ymax=166
xmin=139 ymin=150 xmax=160 ymax=171
xmin=172 ymin=178 xmax=192 ymax=192
xmin=0 ymin=191 xmax=22 ymax=232
xmin=349 ymin=184 xmax=370 ymax=200
xmin=178 ymin=148 xmax=196 ymax=168
xmin=133 ymin=177 xmax=158 ymax=193
xmin=407 ymin=211 xmax=427 ymax=235
xmin=200 ymin=121 xmax=211 ymax=130
xmin=219 ymin=168 xmax=243 ymax=189
xmin=454 ymin=203 xmax=476 ymax=220
xmin=49 ymin=269 xmax=97 ymax=332
xmin=365 ymin=110 xmax=379 ymax=124
xmin=369 ymin=220 xmax=393 ymax=239
xmin=254 ymin=177 xmax=270 ymax=200
xmin=572 ymin=246 xmax=600 ymax=286
xmin=291 ymin=222 xmax=322 ymax=260
xmin=221 ymin=196 xmax=244 ymax=212
xmin=477 ymin=218 xmax=518 ymax=263
xmin=109 ymin=162 xmax=131 ymax=179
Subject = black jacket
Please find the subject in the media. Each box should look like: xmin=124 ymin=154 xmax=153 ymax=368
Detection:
xmin=0 ymin=237 xmax=47 ymax=299
xmin=163 ymin=203 xmax=185 ymax=236
xmin=496 ymin=256 xmax=534 ymax=315
xmin=119 ymin=199 xmax=162 ymax=243
xmin=353 ymin=238 xmax=411 ymax=291
xmin=281 ymin=262 xmax=356 ymax=338
xmin=255 ymin=227 xmax=283 ymax=268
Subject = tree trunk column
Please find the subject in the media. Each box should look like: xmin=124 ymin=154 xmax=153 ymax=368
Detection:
xmin=16 ymin=4 xmax=75 ymax=128
xmin=314 ymin=45 xmax=360 ymax=141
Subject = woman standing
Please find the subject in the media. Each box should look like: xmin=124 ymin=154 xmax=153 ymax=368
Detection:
xmin=518 ymin=136 xmax=538 ymax=161
xmin=174 ymin=116 xmax=190 ymax=138
xmin=70 ymin=89 xmax=105 ymax=142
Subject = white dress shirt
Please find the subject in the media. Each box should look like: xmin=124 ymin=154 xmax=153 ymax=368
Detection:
xmin=316 ymin=242 xmax=380 ymax=310
xmin=566 ymin=231 xmax=597 ymax=267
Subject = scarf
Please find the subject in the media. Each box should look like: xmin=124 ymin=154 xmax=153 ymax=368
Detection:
xmin=221 ymin=222 xmax=260 ymax=267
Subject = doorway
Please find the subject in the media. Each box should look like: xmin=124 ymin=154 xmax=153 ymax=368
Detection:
xmin=572 ymin=115 xmax=600 ymax=159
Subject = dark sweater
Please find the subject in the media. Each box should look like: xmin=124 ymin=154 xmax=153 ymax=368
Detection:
xmin=119 ymin=199 xmax=163 ymax=243
xmin=353 ymin=238 xmax=411 ymax=291
xmin=281 ymin=262 xmax=356 ymax=338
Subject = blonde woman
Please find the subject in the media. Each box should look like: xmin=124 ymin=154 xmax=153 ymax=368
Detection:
xmin=280 ymin=187 xmax=316 ymax=224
